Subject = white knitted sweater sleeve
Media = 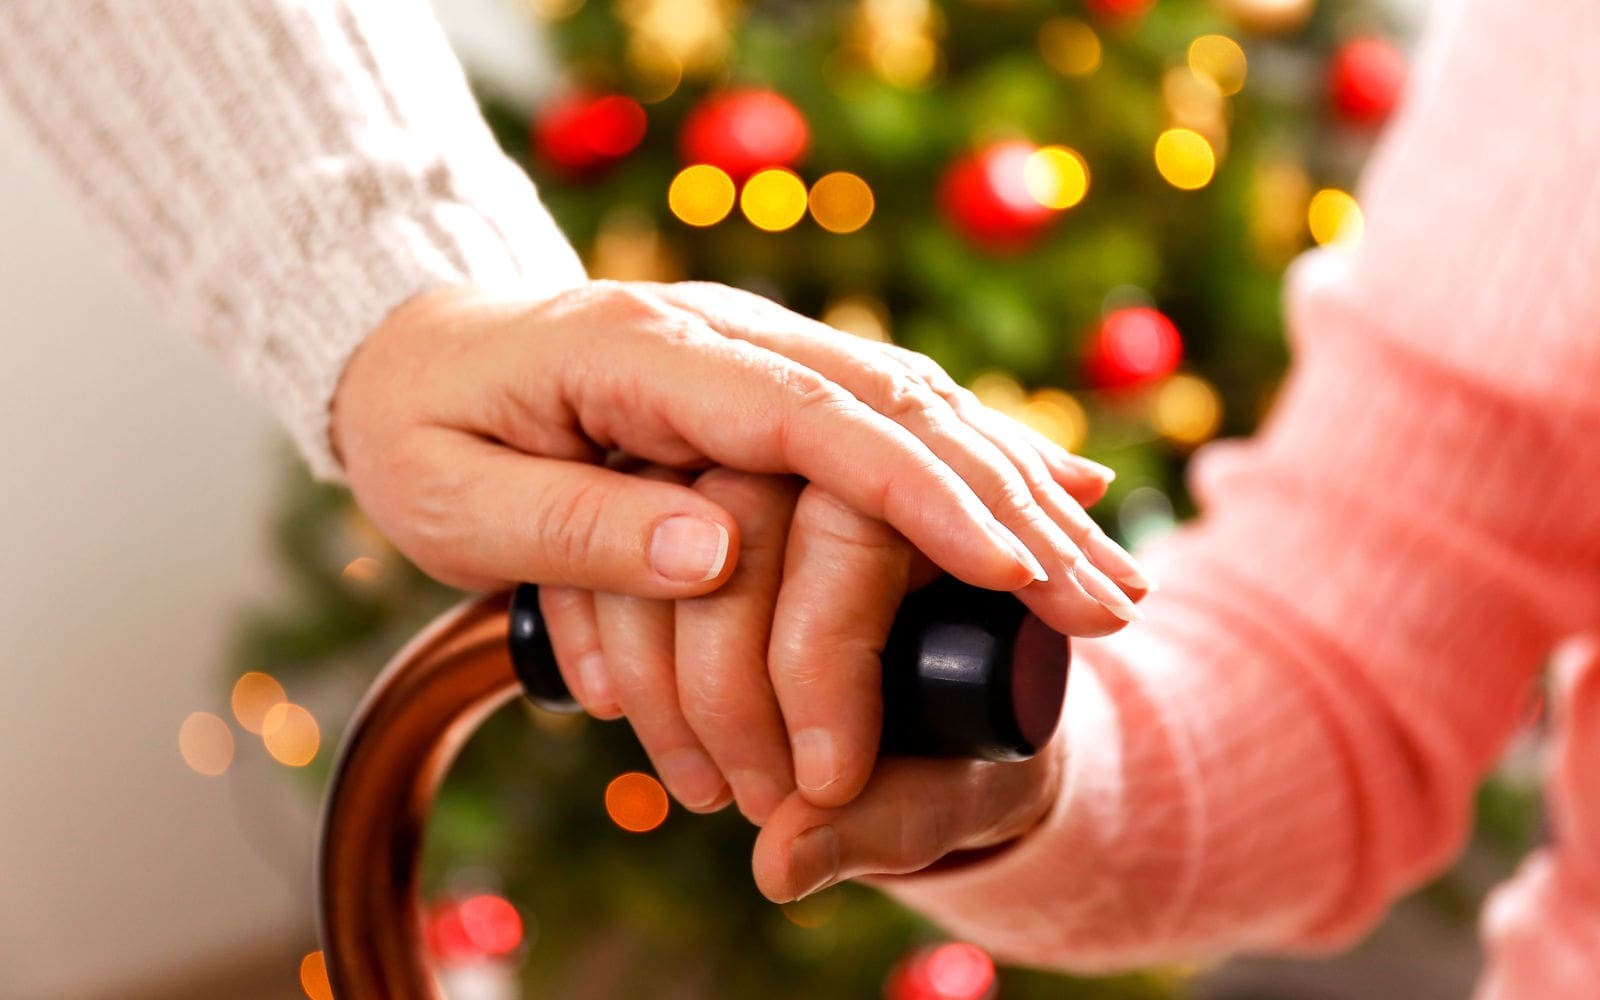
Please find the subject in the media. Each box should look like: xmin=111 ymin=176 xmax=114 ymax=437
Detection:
xmin=0 ymin=0 xmax=588 ymax=481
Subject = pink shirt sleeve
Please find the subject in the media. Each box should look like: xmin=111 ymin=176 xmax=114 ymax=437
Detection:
xmin=864 ymin=0 xmax=1600 ymax=973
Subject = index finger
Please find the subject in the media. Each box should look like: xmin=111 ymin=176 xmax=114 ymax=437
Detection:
xmin=527 ymin=284 xmax=1045 ymax=595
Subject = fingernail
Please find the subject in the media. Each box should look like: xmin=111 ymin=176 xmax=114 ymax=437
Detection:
xmin=650 ymin=516 xmax=730 ymax=583
xmin=988 ymin=522 xmax=1049 ymax=584
xmin=729 ymin=769 xmax=787 ymax=824
xmin=659 ymin=748 xmax=727 ymax=809
xmin=1068 ymin=558 xmax=1145 ymax=623
xmin=1081 ymin=458 xmax=1117 ymax=483
xmin=1083 ymin=528 xmax=1157 ymax=592
xmin=577 ymin=652 xmax=614 ymax=710
xmin=789 ymin=825 xmax=839 ymax=901
xmin=792 ymin=728 xmax=839 ymax=793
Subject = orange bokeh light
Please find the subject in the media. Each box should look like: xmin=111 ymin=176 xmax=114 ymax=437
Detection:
xmin=263 ymin=702 xmax=321 ymax=767
xmin=299 ymin=951 xmax=332 ymax=1000
xmin=605 ymin=771 xmax=670 ymax=832
xmin=178 ymin=711 xmax=234 ymax=777
xmin=231 ymin=671 xmax=287 ymax=735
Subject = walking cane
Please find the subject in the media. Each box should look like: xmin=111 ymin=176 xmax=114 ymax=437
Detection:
xmin=316 ymin=578 xmax=1070 ymax=998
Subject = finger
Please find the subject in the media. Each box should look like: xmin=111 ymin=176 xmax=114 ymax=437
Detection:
xmin=595 ymin=590 xmax=734 ymax=814
xmin=751 ymin=748 xmax=1063 ymax=904
xmin=874 ymin=341 xmax=1118 ymax=507
xmin=538 ymin=585 xmax=622 ymax=719
xmin=641 ymin=283 xmax=1145 ymax=631
xmin=675 ymin=469 xmax=805 ymax=825
xmin=768 ymin=485 xmax=914 ymax=811
xmin=389 ymin=429 xmax=742 ymax=597
xmin=949 ymin=402 xmax=1152 ymax=596
xmin=483 ymin=283 xmax=1044 ymax=595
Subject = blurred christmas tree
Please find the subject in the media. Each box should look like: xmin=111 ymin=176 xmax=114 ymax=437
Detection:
xmin=210 ymin=1 xmax=1544 ymax=997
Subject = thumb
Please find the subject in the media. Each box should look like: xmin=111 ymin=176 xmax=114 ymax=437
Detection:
xmin=406 ymin=435 xmax=741 ymax=597
xmin=749 ymin=751 xmax=1061 ymax=904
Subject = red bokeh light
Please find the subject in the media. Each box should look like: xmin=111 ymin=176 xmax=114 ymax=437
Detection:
xmin=679 ymin=89 xmax=810 ymax=182
xmin=885 ymin=942 xmax=998 ymax=1000
xmin=938 ymin=141 xmax=1059 ymax=251
xmin=534 ymin=92 xmax=648 ymax=176
xmin=1085 ymin=307 xmax=1184 ymax=388
xmin=1084 ymin=0 xmax=1156 ymax=21
xmin=1329 ymin=37 xmax=1407 ymax=125
xmin=425 ymin=893 xmax=523 ymax=966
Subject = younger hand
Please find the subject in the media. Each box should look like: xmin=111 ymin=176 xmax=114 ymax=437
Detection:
xmin=330 ymin=280 xmax=1143 ymax=621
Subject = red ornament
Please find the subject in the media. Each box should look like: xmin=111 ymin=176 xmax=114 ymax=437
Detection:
xmin=938 ymin=141 xmax=1059 ymax=252
xmin=534 ymin=91 xmax=648 ymax=177
xmin=885 ymin=943 xmax=998 ymax=1000
xmin=1084 ymin=0 xmax=1156 ymax=21
xmin=1085 ymin=307 xmax=1183 ymax=388
xmin=1328 ymin=37 xmax=1407 ymax=126
xmin=678 ymin=89 xmax=810 ymax=182
xmin=425 ymin=894 xmax=524 ymax=967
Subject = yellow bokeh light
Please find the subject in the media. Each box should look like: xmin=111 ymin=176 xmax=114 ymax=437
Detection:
xmin=782 ymin=886 xmax=844 ymax=928
xmin=526 ymin=0 xmax=586 ymax=19
xmin=822 ymin=295 xmax=891 ymax=342
xmin=1039 ymin=17 xmax=1101 ymax=77
xmin=741 ymin=168 xmax=809 ymax=232
xmin=1023 ymin=146 xmax=1089 ymax=210
xmin=342 ymin=555 xmax=383 ymax=587
xmin=808 ymin=172 xmax=876 ymax=234
xmin=1154 ymin=128 xmax=1217 ymax=190
xmin=626 ymin=38 xmax=684 ymax=103
xmin=179 ymin=711 xmax=234 ymax=777
xmin=969 ymin=370 xmax=1026 ymax=414
xmin=1308 ymin=188 xmax=1364 ymax=246
xmin=231 ymin=671 xmax=287 ymax=736
xmin=1187 ymin=35 xmax=1247 ymax=96
xmin=1150 ymin=373 xmax=1223 ymax=446
xmin=668 ymin=164 xmax=736 ymax=227
xmin=606 ymin=771 xmax=670 ymax=832
xmin=299 ymin=951 xmax=333 ymax=1000
xmin=262 ymin=703 xmax=321 ymax=768
xmin=1019 ymin=389 xmax=1088 ymax=452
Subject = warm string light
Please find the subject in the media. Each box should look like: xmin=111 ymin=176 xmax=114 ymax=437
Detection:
xmin=1308 ymin=188 xmax=1363 ymax=245
xmin=1022 ymin=146 xmax=1089 ymax=210
xmin=178 ymin=711 xmax=234 ymax=777
xmin=822 ymin=295 xmax=892 ymax=342
xmin=606 ymin=771 xmax=670 ymax=832
xmin=616 ymin=0 xmax=736 ymax=79
xmin=809 ymin=171 xmax=876 ymax=233
xmin=851 ymin=0 xmax=945 ymax=90
xmin=231 ymin=671 xmax=287 ymax=734
xmin=1019 ymin=389 xmax=1089 ymax=453
xmin=1150 ymin=373 xmax=1223 ymax=447
xmin=741 ymin=168 xmax=810 ymax=231
xmin=1154 ymin=127 xmax=1216 ymax=190
xmin=1038 ymin=17 xmax=1102 ymax=77
xmin=669 ymin=164 xmax=737 ymax=226
xmin=299 ymin=951 xmax=333 ymax=1000
xmin=781 ymin=887 xmax=844 ymax=928
xmin=1250 ymin=157 xmax=1313 ymax=263
xmin=1188 ymin=35 xmax=1248 ymax=96
xmin=262 ymin=702 xmax=321 ymax=767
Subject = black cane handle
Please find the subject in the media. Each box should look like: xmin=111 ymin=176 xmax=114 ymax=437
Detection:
xmin=508 ymin=577 xmax=1069 ymax=762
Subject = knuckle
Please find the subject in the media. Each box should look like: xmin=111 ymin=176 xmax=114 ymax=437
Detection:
xmin=530 ymin=478 xmax=608 ymax=576
xmin=868 ymin=366 xmax=942 ymax=424
xmin=792 ymin=486 xmax=901 ymax=553
xmin=894 ymin=772 xmax=957 ymax=868
xmin=693 ymin=467 xmax=800 ymax=522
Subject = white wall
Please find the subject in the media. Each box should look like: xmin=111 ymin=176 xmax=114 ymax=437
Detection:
xmin=0 ymin=5 xmax=552 ymax=996
xmin=0 ymin=116 xmax=317 ymax=997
